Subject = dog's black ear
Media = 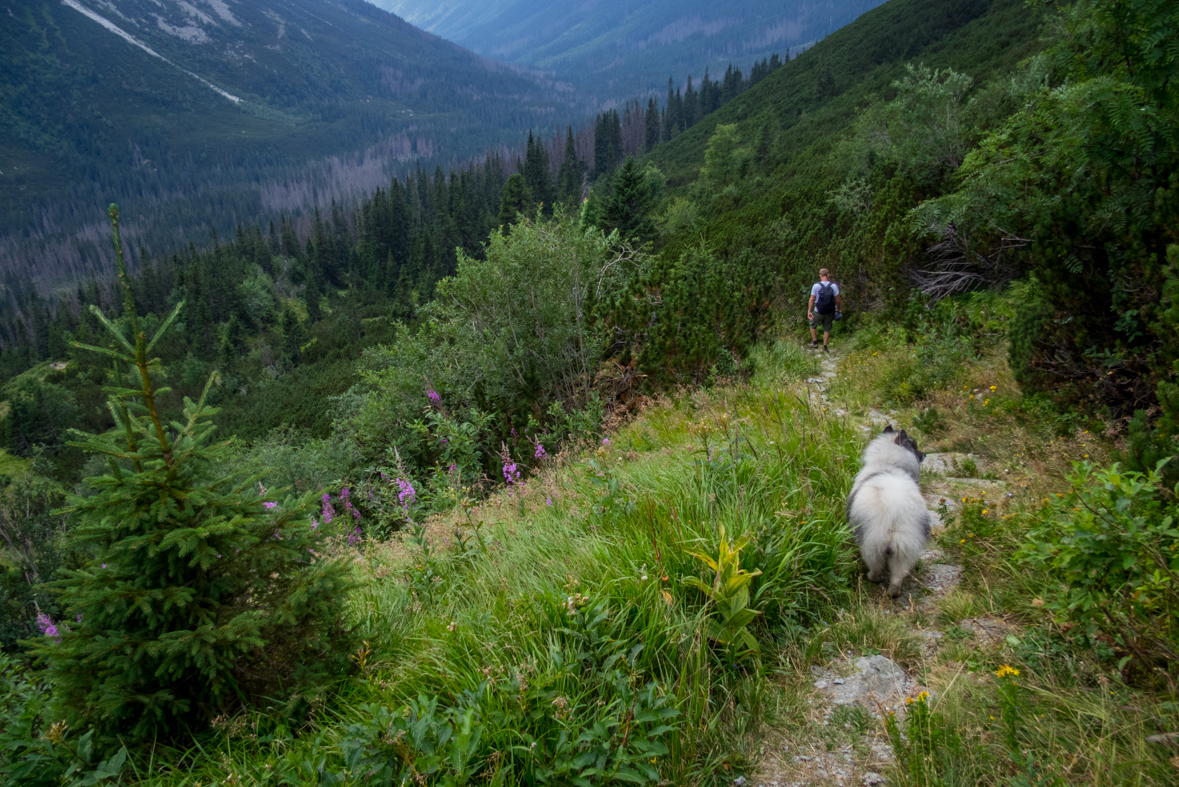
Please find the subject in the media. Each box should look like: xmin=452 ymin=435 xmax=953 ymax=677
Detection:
xmin=918 ymin=450 xmax=926 ymax=463
xmin=883 ymin=424 xmax=895 ymax=434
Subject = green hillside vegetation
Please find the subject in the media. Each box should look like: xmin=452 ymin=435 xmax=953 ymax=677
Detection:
xmin=0 ymin=0 xmax=1177 ymax=782
xmin=0 ymin=0 xmax=582 ymax=283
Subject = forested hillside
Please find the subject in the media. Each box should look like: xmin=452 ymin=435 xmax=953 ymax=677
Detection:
xmin=371 ymin=0 xmax=885 ymax=99
xmin=0 ymin=0 xmax=583 ymax=284
xmin=1 ymin=0 xmax=1177 ymax=783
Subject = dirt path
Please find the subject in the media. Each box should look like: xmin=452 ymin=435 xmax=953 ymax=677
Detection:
xmin=745 ymin=345 xmax=1004 ymax=787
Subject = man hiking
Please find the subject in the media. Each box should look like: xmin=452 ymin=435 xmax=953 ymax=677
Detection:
xmin=807 ymin=268 xmax=842 ymax=352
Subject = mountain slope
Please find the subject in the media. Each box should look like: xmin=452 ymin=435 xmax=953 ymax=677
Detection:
xmin=368 ymin=0 xmax=887 ymax=98
xmin=0 ymin=0 xmax=580 ymax=283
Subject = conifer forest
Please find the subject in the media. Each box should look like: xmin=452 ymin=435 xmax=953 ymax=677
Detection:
xmin=0 ymin=0 xmax=1177 ymax=784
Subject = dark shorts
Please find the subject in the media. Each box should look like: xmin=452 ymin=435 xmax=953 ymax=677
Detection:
xmin=810 ymin=311 xmax=835 ymax=332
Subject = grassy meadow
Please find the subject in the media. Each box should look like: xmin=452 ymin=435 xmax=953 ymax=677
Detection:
xmin=105 ymin=307 xmax=1179 ymax=786
xmin=128 ymin=341 xmax=867 ymax=785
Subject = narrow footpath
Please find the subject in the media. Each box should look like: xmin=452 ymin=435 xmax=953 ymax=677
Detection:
xmin=747 ymin=345 xmax=1014 ymax=787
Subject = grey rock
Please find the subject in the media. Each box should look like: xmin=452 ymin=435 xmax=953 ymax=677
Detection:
xmin=863 ymin=772 xmax=887 ymax=786
xmin=814 ymin=679 xmax=829 ymax=689
xmin=943 ymin=477 xmax=1007 ymax=490
xmin=833 ymin=678 xmax=845 ymax=685
xmin=922 ymin=452 xmax=984 ymax=475
xmin=922 ymin=563 xmax=963 ymax=595
xmin=829 ymin=655 xmax=907 ymax=706
xmin=732 ymin=777 xmax=747 ymax=786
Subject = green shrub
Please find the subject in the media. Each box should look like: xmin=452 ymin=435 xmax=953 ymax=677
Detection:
xmin=1017 ymin=461 xmax=1179 ymax=674
xmin=35 ymin=207 xmax=355 ymax=742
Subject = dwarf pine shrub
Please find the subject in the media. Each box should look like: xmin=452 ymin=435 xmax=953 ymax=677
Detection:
xmin=33 ymin=206 xmax=353 ymax=742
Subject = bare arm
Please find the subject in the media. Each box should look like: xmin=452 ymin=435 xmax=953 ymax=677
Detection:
xmin=807 ymin=294 xmax=815 ymax=318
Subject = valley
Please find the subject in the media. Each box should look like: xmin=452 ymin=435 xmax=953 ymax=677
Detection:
xmin=0 ymin=0 xmax=1176 ymax=783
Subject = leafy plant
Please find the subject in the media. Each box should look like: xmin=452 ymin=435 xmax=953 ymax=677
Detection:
xmin=0 ymin=653 xmax=127 ymax=786
xmin=885 ymin=691 xmax=961 ymax=787
xmin=1017 ymin=460 xmax=1179 ymax=672
xmin=526 ymin=678 xmax=678 ymax=786
xmin=994 ymin=665 xmax=1062 ymax=787
xmin=684 ymin=526 xmax=763 ymax=664
xmin=338 ymin=695 xmax=485 ymax=786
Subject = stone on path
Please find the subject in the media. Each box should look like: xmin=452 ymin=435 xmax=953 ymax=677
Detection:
xmin=922 ymin=452 xmax=983 ymax=475
xmin=826 ymin=655 xmax=907 ymax=708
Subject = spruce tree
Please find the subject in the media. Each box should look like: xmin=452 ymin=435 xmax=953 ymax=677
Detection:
xmin=279 ymin=305 xmax=307 ymax=365
xmin=36 ymin=205 xmax=352 ymax=742
xmin=557 ymin=126 xmax=583 ymax=203
xmin=602 ymin=157 xmax=655 ymax=242
xmin=644 ymin=99 xmax=660 ymax=152
xmin=684 ymin=76 xmax=699 ymax=129
xmin=497 ymin=174 xmax=533 ymax=227
xmin=523 ymin=131 xmax=555 ymax=213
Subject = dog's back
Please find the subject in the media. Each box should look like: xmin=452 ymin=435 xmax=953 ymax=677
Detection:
xmin=847 ymin=426 xmax=930 ymax=597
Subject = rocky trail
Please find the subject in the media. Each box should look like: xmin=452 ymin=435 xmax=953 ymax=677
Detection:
xmin=747 ymin=346 xmax=1013 ymax=787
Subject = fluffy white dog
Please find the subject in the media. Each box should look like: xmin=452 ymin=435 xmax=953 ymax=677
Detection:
xmin=847 ymin=425 xmax=930 ymax=597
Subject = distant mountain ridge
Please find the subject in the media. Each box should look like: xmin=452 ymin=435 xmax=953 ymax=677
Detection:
xmin=367 ymin=0 xmax=888 ymax=97
xmin=0 ymin=0 xmax=581 ymax=284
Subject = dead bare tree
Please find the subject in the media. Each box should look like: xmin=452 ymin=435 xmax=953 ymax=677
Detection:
xmin=913 ymin=222 xmax=1029 ymax=300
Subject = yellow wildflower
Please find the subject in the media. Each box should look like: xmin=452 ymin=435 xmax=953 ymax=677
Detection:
xmin=995 ymin=665 xmax=1020 ymax=679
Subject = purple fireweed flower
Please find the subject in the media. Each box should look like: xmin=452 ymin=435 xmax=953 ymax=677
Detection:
xmin=36 ymin=612 xmax=59 ymax=642
xmin=322 ymin=496 xmax=336 ymax=525
xmin=76 ymin=614 xmax=82 ymax=623
xmin=100 ymin=563 xmax=106 ymax=569
xmin=440 ymin=437 xmax=448 ymax=444
xmin=311 ymin=517 xmax=320 ymax=531
xmin=534 ymin=443 xmax=547 ymax=459
xmin=351 ymin=507 xmax=361 ymax=520
xmin=427 ymin=388 xmax=441 ymax=403
xmin=449 ymin=463 xmax=457 ymax=473
xmin=340 ymin=487 xmax=350 ymax=499
xmin=347 ymin=526 xmax=362 ymax=546
xmin=264 ymin=501 xmax=278 ymax=510
xmin=602 ymin=437 xmax=610 ymax=446
xmin=395 ymin=477 xmax=416 ymax=515
xmin=546 ymin=498 xmax=553 ymax=506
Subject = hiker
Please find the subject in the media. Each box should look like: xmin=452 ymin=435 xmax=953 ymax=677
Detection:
xmin=807 ymin=268 xmax=842 ymax=352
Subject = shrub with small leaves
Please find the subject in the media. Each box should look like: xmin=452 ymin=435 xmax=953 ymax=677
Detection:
xmin=1017 ymin=460 xmax=1179 ymax=673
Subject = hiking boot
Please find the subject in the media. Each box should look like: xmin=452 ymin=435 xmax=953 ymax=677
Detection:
xmin=823 ymin=345 xmax=830 ymax=353
xmin=809 ymin=340 xmax=819 ymax=347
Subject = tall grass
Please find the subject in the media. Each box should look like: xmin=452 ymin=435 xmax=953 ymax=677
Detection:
xmin=135 ymin=344 xmax=863 ymax=785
